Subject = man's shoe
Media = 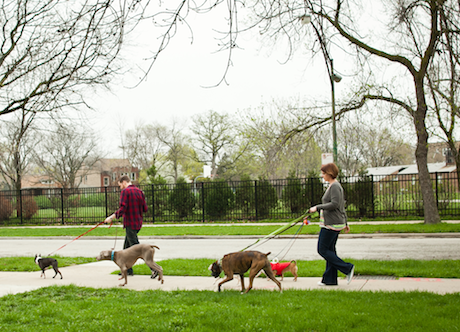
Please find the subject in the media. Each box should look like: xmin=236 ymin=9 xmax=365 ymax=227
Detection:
xmin=151 ymin=271 xmax=159 ymax=279
xmin=347 ymin=265 xmax=355 ymax=285
xmin=317 ymin=281 xmax=326 ymax=286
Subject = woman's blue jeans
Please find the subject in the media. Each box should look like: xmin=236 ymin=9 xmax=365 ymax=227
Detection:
xmin=317 ymin=228 xmax=354 ymax=285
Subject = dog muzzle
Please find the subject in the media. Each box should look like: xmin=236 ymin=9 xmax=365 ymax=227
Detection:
xmin=208 ymin=263 xmax=222 ymax=278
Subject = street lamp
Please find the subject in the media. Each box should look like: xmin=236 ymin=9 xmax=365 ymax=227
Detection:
xmin=301 ymin=14 xmax=341 ymax=163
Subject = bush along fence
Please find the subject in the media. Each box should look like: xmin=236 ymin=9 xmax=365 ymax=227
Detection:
xmin=0 ymin=171 xmax=459 ymax=225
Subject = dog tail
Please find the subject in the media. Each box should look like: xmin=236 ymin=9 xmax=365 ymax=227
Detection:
xmin=265 ymin=252 xmax=271 ymax=257
xmin=151 ymin=245 xmax=160 ymax=250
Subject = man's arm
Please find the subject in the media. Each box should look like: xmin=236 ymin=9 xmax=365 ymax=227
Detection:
xmin=104 ymin=190 xmax=128 ymax=223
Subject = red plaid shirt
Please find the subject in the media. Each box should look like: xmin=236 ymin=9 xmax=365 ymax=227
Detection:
xmin=115 ymin=185 xmax=147 ymax=230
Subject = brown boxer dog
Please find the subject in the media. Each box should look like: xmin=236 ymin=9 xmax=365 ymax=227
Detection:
xmin=209 ymin=251 xmax=282 ymax=293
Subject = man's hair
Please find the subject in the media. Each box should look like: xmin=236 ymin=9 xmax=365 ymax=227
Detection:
xmin=320 ymin=163 xmax=339 ymax=179
xmin=118 ymin=175 xmax=131 ymax=183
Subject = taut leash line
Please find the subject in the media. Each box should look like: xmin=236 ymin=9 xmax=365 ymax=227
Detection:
xmin=46 ymin=220 xmax=113 ymax=257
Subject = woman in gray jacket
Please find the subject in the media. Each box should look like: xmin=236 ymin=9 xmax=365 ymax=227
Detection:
xmin=308 ymin=163 xmax=355 ymax=286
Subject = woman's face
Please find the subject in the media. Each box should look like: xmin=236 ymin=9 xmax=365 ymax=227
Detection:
xmin=321 ymin=171 xmax=332 ymax=182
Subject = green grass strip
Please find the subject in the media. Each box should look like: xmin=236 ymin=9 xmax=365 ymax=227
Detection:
xmin=0 ymin=285 xmax=459 ymax=331
xmin=3 ymin=256 xmax=458 ymax=279
xmin=0 ymin=256 xmax=96 ymax=272
xmin=132 ymin=258 xmax=460 ymax=279
xmin=1 ymin=222 xmax=460 ymax=237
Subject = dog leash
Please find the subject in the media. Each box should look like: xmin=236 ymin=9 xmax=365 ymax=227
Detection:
xmin=240 ymin=213 xmax=311 ymax=252
xmin=271 ymin=221 xmax=306 ymax=262
xmin=46 ymin=220 xmax=113 ymax=256
xmin=112 ymin=224 xmax=119 ymax=250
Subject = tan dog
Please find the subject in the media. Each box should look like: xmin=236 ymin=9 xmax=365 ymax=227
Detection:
xmin=96 ymin=244 xmax=164 ymax=287
xmin=209 ymin=251 xmax=282 ymax=293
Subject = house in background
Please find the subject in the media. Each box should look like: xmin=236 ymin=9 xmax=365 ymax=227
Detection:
xmin=427 ymin=141 xmax=460 ymax=165
xmin=20 ymin=158 xmax=139 ymax=191
xmin=79 ymin=158 xmax=140 ymax=188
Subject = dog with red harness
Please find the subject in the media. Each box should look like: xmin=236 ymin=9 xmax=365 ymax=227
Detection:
xmin=271 ymin=260 xmax=298 ymax=281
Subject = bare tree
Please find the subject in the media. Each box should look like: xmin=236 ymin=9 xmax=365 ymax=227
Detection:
xmin=0 ymin=111 xmax=37 ymax=192
xmin=316 ymin=119 xmax=415 ymax=176
xmin=425 ymin=5 xmax=460 ymax=188
xmin=240 ymin=102 xmax=321 ymax=179
xmin=124 ymin=122 xmax=167 ymax=171
xmin=155 ymin=119 xmax=189 ymax=183
xmin=34 ymin=124 xmax=100 ymax=189
xmin=191 ymin=110 xmax=235 ymax=177
xmin=0 ymin=0 xmax=145 ymax=118
xmin=230 ymin=0 xmax=454 ymax=224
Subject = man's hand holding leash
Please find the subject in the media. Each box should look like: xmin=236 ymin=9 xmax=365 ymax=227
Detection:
xmin=104 ymin=214 xmax=116 ymax=224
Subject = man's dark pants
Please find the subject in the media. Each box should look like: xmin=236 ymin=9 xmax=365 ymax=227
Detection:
xmin=124 ymin=226 xmax=140 ymax=274
xmin=317 ymin=228 xmax=354 ymax=285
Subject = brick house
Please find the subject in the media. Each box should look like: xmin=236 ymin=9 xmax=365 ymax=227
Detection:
xmin=79 ymin=158 xmax=140 ymax=188
xmin=21 ymin=158 xmax=139 ymax=191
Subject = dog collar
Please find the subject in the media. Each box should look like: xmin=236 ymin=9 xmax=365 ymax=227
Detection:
xmin=111 ymin=250 xmax=115 ymax=261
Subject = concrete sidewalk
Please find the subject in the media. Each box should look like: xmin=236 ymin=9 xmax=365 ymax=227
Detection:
xmin=1 ymin=261 xmax=458 ymax=297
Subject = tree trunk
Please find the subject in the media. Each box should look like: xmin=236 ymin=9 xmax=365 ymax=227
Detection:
xmin=414 ymin=80 xmax=441 ymax=224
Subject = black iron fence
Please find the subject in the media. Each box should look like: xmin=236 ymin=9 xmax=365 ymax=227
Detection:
xmin=0 ymin=172 xmax=459 ymax=225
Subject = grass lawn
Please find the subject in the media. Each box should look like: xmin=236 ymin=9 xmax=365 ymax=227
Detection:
xmin=0 ymin=256 xmax=95 ymax=272
xmin=2 ymin=256 xmax=460 ymax=279
xmin=1 ymin=222 xmax=460 ymax=237
xmin=131 ymin=258 xmax=460 ymax=279
xmin=0 ymin=285 xmax=459 ymax=331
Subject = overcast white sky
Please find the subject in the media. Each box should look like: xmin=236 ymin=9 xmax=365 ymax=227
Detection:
xmin=88 ymin=8 xmax=345 ymax=157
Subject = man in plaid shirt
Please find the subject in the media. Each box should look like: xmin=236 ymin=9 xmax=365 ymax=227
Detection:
xmin=105 ymin=175 xmax=148 ymax=275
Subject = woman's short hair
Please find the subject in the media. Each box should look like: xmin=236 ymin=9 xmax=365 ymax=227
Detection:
xmin=320 ymin=163 xmax=339 ymax=179
xmin=118 ymin=175 xmax=131 ymax=183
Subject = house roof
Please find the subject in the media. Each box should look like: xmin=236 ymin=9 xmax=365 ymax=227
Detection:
xmin=398 ymin=163 xmax=456 ymax=175
xmin=97 ymin=158 xmax=133 ymax=171
xmin=366 ymin=163 xmax=456 ymax=177
xmin=366 ymin=165 xmax=411 ymax=177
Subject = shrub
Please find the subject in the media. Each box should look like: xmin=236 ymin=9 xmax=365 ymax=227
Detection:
xmin=234 ymin=177 xmax=255 ymax=218
xmin=144 ymin=183 xmax=169 ymax=220
xmin=21 ymin=196 xmax=39 ymax=219
xmin=0 ymin=196 xmax=13 ymax=222
xmin=344 ymin=172 xmax=374 ymax=217
xmin=282 ymin=173 xmax=308 ymax=214
xmin=255 ymin=179 xmax=278 ymax=219
xmin=204 ymin=180 xmax=235 ymax=220
xmin=305 ymin=174 xmax=324 ymax=208
xmin=169 ymin=177 xmax=196 ymax=219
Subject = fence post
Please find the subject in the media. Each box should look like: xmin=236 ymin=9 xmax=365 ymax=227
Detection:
xmin=19 ymin=189 xmax=23 ymax=225
xmin=371 ymin=175 xmax=375 ymax=218
xmin=201 ymin=182 xmax=205 ymax=222
xmin=254 ymin=180 xmax=258 ymax=221
xmin=310 ymin=177 xmax=314 ymax=207
xmin=435 ymin=172 xmax=439 ymax=208
xmin=151 ymin=184 xmax=155 ymax=223
xmin=61 ymin=188 xmax=64 ymax=225
xmin=104 ymin=186 xmax=108 ymax=217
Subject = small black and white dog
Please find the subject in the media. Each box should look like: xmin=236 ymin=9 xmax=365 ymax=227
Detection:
xmin=34 ymin=254 xmax=63 ymax=279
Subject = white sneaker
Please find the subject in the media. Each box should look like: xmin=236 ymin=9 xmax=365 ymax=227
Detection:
xmin=347 ymin=265 xmax=355 ymax=285
xmin=317 ymin=281 xmax=326 ymax=286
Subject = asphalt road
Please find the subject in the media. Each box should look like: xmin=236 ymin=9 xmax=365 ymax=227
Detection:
xmin=1 ymin=234 xmax=459 ymax=261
